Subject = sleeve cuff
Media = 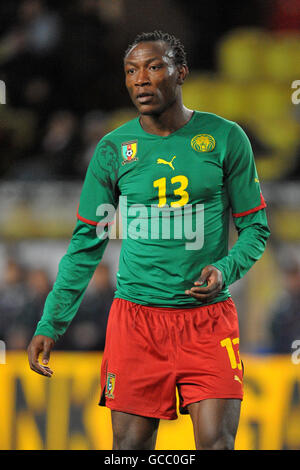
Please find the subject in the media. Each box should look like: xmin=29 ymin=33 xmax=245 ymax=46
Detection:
xmin=232 ymin=193 xmax=266 ymax=218
xmin=34 ymin=321 xmax=59 ymax=342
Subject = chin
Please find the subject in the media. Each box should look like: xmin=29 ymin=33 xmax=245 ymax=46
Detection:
xmin=139 ymin=109 xmax=156 ymax=116
xmin=138 ymin=105 xmax=162 ymax=116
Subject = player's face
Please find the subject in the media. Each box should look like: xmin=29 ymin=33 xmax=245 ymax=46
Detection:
xmin=124 ymin=41 xmax=184 ymax=116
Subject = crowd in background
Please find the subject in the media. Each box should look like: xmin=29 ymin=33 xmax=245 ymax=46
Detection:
xmin=1 ymin=0 xmax=300 ymax=353
xmin=0 ymin=0 xmax=121 ymax=179
xmin=0 ymin=0 xmax=287 ymax=181
xmin=0 ymin=258 xmax=114 ymax=350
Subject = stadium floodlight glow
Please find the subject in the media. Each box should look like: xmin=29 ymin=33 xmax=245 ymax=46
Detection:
xmin=0 ymin=340 xmax=6 ymax=364
xmin=0 ymin=80 xmax=6 ymax=104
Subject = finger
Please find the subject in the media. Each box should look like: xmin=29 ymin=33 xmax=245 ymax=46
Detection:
xmin=27 ymin=344 xmax=41 ymax=370
xmin=28 ymin=346 xmax=52 ymax=376
xmin=191 ymin=285 xmax=217 ymax=294
xmin=186 ymin=282 xmax=219 ymax=295
xmin=185 ymin=286 xmax=221 ymax=300
xmin=30 ymin=361 xmax=53 ymax=377
xmin=195 ymin=270 xmax=219 ymax=286
xmin=194 ymin=278 xmax=209 ymax=286
xmin=196 ymin=264 xmax=216 ymax=283
xmin=33 ymin=360 xmax=53 ymax=376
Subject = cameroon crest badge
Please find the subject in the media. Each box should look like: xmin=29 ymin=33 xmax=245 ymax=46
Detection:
xmin=121 ymin=140 xmax=138 ymax=165
xmin=191 ymin=134 xmax=216 ymax=152
xmin=105 ymin=372 xmax=116 ymax=399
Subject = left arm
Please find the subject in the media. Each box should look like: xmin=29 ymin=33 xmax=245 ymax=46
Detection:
xmin=186 ymin=209 xmax=270 ymax=301
xmin=186 ymin=122 xmax=270 ymax=301
xmin=212 ymin=208 xmax=270 ymax=287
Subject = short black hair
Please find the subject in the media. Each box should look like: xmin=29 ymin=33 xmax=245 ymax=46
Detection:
xmin=124 ymin=30 xmax=187 ymax=66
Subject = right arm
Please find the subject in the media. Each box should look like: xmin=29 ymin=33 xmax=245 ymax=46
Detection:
xmin=28 ymin=139 xmax=120 ymax=376
xmin=34 ymin=220 xmax=110 ymax=342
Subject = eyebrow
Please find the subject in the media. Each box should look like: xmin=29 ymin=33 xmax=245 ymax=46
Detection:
xmin=124 ymin=56 xmax=163 ymax=66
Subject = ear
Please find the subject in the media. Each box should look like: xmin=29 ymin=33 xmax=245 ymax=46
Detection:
xmin=177 ymin=64 xmax=189 ymax=85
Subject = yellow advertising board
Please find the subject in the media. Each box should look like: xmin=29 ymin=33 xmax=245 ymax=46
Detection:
xmin=0 ymin=352 xmax=300 ymax=450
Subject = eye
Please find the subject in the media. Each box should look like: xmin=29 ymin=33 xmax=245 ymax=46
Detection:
xmin=149 ymin=64 xmax=162 ymax=71
xmin=126 ymin=68 xmax=136 ymax=75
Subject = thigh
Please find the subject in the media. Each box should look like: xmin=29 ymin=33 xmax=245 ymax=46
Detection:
xmin=177 ymin=299 xmax=244 ymax=414
xmin=100 ymin=299 xmax=177 ymax=420
xmin=188 ymin=398 xmax=241 ymax=450
xmin=111 ymin=410 xmax=160 ymax=450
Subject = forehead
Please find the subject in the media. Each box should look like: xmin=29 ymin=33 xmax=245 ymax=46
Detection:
xmin=124 ymin=40 xmax=174 ymax=64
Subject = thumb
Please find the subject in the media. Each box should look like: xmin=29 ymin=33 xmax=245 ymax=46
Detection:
xmin=42 ymin=342 xmax=51 ymax=365
xmin=194 ymin=266 xmax=211 ymax=285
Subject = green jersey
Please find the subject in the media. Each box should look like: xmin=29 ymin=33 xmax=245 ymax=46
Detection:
xmin=35 ymin=111 xmax=270 ymax=341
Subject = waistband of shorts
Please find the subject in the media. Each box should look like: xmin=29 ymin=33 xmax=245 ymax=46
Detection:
xmin=113 ymin=296 xmax=234 ymax=315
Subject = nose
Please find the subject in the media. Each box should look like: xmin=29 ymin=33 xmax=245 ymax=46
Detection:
xmin=135 ymin=68 xmax=151 ymax=86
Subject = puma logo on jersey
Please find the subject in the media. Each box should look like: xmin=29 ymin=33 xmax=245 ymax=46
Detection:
xmin=157 ymin=156 xmax=176 ymax=170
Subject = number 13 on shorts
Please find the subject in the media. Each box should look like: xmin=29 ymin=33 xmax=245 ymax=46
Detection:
xmin=220 ymin=337 xmax=242 ymax=370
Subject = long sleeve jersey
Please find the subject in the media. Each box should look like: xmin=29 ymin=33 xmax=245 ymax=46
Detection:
xmin=35 ymin=111 xmax=270 ymax=341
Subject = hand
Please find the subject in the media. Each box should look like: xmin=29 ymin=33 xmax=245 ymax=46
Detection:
xmin=185 ymin=265 xmax=223 ymax=302
xmin=27 ymin=335 xmax=55 ymax=378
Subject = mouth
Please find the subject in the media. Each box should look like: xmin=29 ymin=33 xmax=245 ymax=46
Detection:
xmin=136 ymin=92 xmax=154 ymax=104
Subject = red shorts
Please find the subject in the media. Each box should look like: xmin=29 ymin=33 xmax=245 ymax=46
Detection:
xmin=99 ymin=297 xmax=243 ymax=420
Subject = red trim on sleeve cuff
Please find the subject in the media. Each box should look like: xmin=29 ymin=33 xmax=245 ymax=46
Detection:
xmin=77 ymin=205 xmax=98 ymax=226
xmin=232 ymin=193 xmax=267 ymax=218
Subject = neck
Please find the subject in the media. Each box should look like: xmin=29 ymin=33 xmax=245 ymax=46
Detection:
xmin=139 ymin=101 xmax=193 ymax=136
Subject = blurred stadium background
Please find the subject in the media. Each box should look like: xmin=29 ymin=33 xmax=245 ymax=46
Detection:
xmin=1 ymin=0 xmax=300 ymax=450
